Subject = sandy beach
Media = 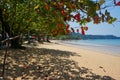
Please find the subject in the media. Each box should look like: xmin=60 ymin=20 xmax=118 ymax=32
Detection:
xmin=0 ymin=41 xmax=120 ymax=80
xmin=37 ymin=40 xmax=120 ymax=80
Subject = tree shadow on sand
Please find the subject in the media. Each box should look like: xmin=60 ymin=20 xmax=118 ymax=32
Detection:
xmin=0 ymin=47 xmax=115 ymax=80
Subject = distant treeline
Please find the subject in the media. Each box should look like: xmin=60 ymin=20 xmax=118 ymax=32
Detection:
xmin=58 ymin=33 xmax=120 ymax=40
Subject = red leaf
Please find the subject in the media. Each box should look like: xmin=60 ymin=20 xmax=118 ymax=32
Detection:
xmin=66 ymin=25 xmax=70 ymax=29
xmin=81 ymin=27 xmax=85 ymax=35
xmin=77 ymin=17 xmax=80 ymax=21
xmin=74 ymin=13 xmax=80 ymax=21
xmin=93 ymin=15 xmax=99 ymax=24
xmin=61 ymin=10 xmax=65 ymax=15
xmin=46 ymin=5 xmax=49 ymax=10
xmin=66 ymin=29 xmax=70 ymax=35
xmin=58 ymin=23 xmax=63 ymax=28
xmin=114 ymin=0 xmax=120 ymax=6
xmin=116 ymin=1 xmax=120 ymax=6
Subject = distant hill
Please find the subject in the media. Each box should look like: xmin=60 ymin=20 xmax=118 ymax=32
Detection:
xmin=82 ymin=34 xmax=120 ymax=39
xmin=60 ymin=33 xmax=120 ymax=40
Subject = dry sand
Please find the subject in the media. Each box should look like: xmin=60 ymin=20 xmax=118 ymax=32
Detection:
xmin=37 ymin=40 xmax=120 ymax=80
xmin=0 ymin=41 xmax=120 ymax=80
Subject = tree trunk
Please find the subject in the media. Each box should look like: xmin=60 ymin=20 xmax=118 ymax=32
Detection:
xmin=0 ymin=8 xmax=22 ymax=49
xmin=46 ymin=35 xmax=50 ymax=42
xmin=0 ymin=8 xmax=10 ymax=40
xmin=11 ymin=37 xmax=22 ymax=49
xmin=38 ymin=35 xmax=43 ymax=43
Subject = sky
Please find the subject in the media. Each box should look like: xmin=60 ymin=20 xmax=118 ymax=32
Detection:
xmin=68 ymin=0 xmax=120 ymax=37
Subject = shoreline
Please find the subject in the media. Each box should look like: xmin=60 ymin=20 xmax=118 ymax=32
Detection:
xmin=37 ymin=40 xmax=120 ymax=80
xmin=52 ymin=40 xmax=120 ymax=57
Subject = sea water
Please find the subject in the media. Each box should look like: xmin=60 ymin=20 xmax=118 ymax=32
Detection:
xmin=61 ymin=39 xmax=120 ymax=56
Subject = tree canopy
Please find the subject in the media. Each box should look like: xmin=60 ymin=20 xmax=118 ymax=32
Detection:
xmin=0 ymin=0 xmax=120 ymax=47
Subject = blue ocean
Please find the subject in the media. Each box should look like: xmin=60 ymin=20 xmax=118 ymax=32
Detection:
xmin=61 ymin=39 xmax=120 ymax=56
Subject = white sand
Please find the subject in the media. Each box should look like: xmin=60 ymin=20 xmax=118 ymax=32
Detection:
xmin=37 ymin=41 xmax=120 ymax=80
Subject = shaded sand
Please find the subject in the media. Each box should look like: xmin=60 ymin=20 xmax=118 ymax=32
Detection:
xmin=36 ymin=41 xmax=120 ymax=80
xmin=0 ymin=41 xmax=119 ymax=80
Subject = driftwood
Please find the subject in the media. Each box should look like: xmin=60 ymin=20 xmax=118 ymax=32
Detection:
xmin=1 ymin=35 xmax=20 ymax=43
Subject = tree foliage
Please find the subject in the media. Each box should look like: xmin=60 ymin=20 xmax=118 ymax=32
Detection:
xmin=0 ymin=0 xmax=119 ymax=47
